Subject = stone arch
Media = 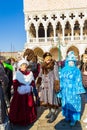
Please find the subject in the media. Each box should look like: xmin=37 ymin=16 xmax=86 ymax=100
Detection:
xmin=33 ymin=47 xmax=44 ymax=58
xmin=83 ymin=20 xmax=87 ymax=35
xmin=30 ymin=23 xmax=36 ymax=37
xmin=38 ymin=23 xmax=45 ymax=37
xmin=65 ymin=21 xmax=71 ymax=36
xmin=56 ymin=22 xmax=62 ymax=37
xmin=37 ymin=20 xmax=45 ymax=27
xmin=73 ymin=20 xmax=80 ymax=36
xmin=64 ymin=17 xmax=71 ymax=24
xmin=50 ymin=47 xmax=62 ymax=61
xmin=67 ymin=46 xmax=80 ymax=60
xmin=47 ymin=22 xmax=53 ymax=37
xmin=27 ymin=21 xmax=35 ymax=30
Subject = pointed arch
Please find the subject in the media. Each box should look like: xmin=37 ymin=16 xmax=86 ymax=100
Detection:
xmin=38 ymin=23 xmax=45 ymax=37
xmin=33 ymin=47 xmax=44 ymax=58
xmin=74 ymin=20 xmax=80 ymax=36
xmin=56 ymin=22 xmax=62 ymax=37
xmin=47 ymin=22 xmax=53 ymax=37
xmin=83 ymin=20 xmax=87 ymax=35
xmin=30 ymin=23 xmax=36 ymax=37
xmin=50 ymin=47 xmax=62 ymax=61
xmin=65 ymin=21 xmax=71 ymax=36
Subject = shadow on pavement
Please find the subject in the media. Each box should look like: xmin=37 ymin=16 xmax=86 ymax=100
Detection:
xmin=8 ymin=123 xmax=34 ymax=130
xmin=54 ymin=119 xmax=82 ymax=130
xmin=37 ymin=105 xmax=47 ymax=119
xmin=8 ymin=106 xmax=47 ymax=130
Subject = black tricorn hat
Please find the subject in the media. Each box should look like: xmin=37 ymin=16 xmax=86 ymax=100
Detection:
xmin=43 ymin=52 xmax=52 ymax=59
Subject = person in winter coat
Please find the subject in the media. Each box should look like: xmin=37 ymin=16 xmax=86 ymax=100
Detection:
xmin=8 ymin=58 xmax=37 ymax=126
xmin=3 ymin=58 xmax=13 ymax=101
xmin=36 ymin=52 xmax=60 ymax=123
xmin=0 ymin=61 xmax=9 ymax=124
xmin=57 ymin=51 xmax=85 ymax=126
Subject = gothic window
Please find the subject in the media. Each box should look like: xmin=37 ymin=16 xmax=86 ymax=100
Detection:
xmin=83 ymin=20 xmax=87 ymax=34
xmin=56 ymin=22 xmax=62 ymax=36
xmin=38 ymin=23 xmax=45 ymax=37
xmin=74 ymin=21 xmax=80 ymax=36
xmin=47 ymin=22 xmax=53 ymax=37
xmin=65 ymin=21 xmax=71 ymax=29
xmin=83 ymin=20 xmax=87 ymax=29
xmin=74 ymin=21 xmax=80 ymax=30
xmin=30 ymin=23 xmax=36 ymax=37
xmin=65 ymin=21 xmax=71 ymax=36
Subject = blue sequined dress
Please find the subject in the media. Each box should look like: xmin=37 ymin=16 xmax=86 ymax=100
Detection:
xmin=57 ymin=61 xmax=85 ymax=122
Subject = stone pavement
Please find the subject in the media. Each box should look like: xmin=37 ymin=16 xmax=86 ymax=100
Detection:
xmin=28 ymin=93 xmax=87 ymax=130
xmin=1 ymin=93 xmax=87 ymax=130
xmin=28 ymin=96 xmax=87 ymax=130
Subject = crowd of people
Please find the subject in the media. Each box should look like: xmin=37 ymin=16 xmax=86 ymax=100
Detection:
xmin=0 ymin=48 xmax=87 ymax=129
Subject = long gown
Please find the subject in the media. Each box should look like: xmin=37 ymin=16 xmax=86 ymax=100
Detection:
xmin=57 ymin=62 xmax=86 ymax=122
xmin=9 ymin=70 xmax=37 ymax=126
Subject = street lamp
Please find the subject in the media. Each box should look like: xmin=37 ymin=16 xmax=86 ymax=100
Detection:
xmin=58 ymin=38 xmax=61 ymax=61
xmin=57 ymin=35 xmax=67 ymax=72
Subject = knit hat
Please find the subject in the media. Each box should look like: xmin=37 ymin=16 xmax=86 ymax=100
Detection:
xmin=18 ymin=58 xmax=29 ymax=68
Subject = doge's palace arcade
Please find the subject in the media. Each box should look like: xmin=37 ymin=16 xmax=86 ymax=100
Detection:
xmin=23 ymin=0 xmax=87 ymax=60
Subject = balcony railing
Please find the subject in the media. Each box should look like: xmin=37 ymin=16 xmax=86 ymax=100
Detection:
xmin=27 ymin=35 xmax=87 ymax=45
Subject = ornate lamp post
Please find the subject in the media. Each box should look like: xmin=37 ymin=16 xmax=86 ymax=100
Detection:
xmin=57 ymin=35 xmax=67 ymax=72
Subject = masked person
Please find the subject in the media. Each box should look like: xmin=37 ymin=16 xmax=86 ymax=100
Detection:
xmin=57 ymin=51 xmax=85 ymax=126
xmin=36 ymin=52 xmax=60 ymax=123
xmin=8 ymin=58 xmax=37 ymax=126
xmin=23 ymin=48 xmax=40 ymax=106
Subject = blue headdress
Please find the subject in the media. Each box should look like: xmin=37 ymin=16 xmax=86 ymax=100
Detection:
xmin=65 ymin=51 xmax=77 ymax=66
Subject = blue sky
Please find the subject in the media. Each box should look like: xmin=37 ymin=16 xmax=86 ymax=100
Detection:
xmin=0 ymin=0 xmax=26 ymax=52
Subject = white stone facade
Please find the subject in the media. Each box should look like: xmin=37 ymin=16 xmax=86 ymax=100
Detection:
xmin=23 ymin=0 xmax=87 ymax=60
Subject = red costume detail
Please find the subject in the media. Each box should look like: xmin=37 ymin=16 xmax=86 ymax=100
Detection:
xmin=9 ymin=70 xmax=37 ymax=126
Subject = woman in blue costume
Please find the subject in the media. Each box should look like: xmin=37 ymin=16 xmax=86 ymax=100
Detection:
xmin=57 ymin=51 xmax=85 ymax=126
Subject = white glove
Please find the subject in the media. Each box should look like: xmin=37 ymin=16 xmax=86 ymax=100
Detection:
xmin=17 ymin=84 xmax=32 ymax=95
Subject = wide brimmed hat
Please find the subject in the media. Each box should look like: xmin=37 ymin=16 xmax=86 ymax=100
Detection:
xmin=18 ymin=58 xmax=29 ymax=68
